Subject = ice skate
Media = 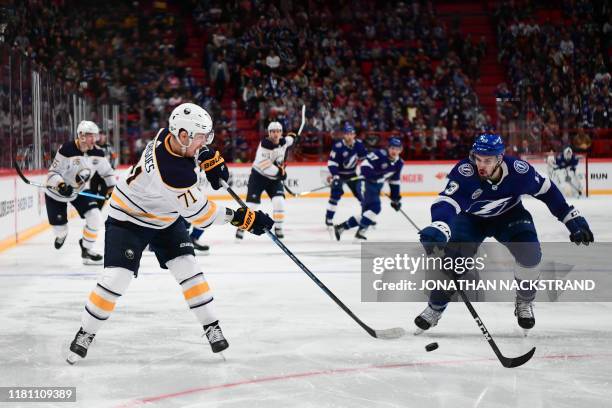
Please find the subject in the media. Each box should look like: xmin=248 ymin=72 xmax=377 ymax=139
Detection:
xmin=79 ymin=239 xmax=103 ymax=265
xmin=54 ymin=235 xmax=67 ymax=249
xmin=333 ymin=224 xmax=346 ymax=241
xmin=235 ymin=229 xmax=244 ymax=242
xmin=66 ymin=327 xmax=95 ymax=365
xmin=414 ymin=304 xmax=446 ymax=334
xmin=515 ymin=297 xmax=535 ymax=335
xmin=354 ymin=227 xmax=368 ymax=241
xmin=192 ymin=238 xmax=210 ymax=255
xmin=204 ymin=321 xmax=229 ymax=354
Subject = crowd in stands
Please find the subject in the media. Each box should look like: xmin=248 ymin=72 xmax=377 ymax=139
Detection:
xmin=3 ymin=0 xmax=609 ymax=164
xmin=195 ymin=0 xmax=490 ymax=160
xmin=493 ymin=0 xmax=611 ymax=155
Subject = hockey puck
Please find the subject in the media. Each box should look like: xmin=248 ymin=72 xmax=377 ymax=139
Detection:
xmin=425 ymin=342 xmax=439 ymax=352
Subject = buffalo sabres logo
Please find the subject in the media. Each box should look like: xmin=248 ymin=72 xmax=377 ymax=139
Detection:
xmin=184 ymin=107 xmax=191 ymax=114
xmin=513 ymin=160 xmax=529 ymax=174
xmin=92 ymin=159 xmax=99 ymax=165
xmin=458 ymin=163 xmax=474 ymax=177
xmin=125 ymin=249 xmax=134 ymax=260
xmin=471 ymin=188 xmax=483 ymax=199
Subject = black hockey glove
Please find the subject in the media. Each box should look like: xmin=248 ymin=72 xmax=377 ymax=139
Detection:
xmin=231 ymin=207 xmax=274 ymax=235
xmin=390 ymin=199 xmax=402 ymax=211
xmin=198 ymin=149 xmax=229 ymax=190
xmin=330 ymin=176 xmax=342 ymax=189
xmin=275 ymin=164 xmax=287 ymax=181
xmin=57 ymin=182 xmax=74 ymax=197
xmin=563 ymin=207 xmax=594 ymax=245
xmin=418 ymin=221 xmax=450 ymax=255
xmin=287 ymin=131 xmax=299 ymax=144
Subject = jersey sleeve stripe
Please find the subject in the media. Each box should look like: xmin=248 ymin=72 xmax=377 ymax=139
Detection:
xmin=192 ymin=201 xmax=218 ymax=226
xmin=327 ymin=160 xmax=339 ymax=166
xmin=109 ymin=204 xmax=163 ymax=227
xmin=433 ymin=195 xmax=462 ymax=214
xmin=533 ymin=176 xmax=551 ymax=197
xmin=184 ymin=200 xmax=208 ymax=219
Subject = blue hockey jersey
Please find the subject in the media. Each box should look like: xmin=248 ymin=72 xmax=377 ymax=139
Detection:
xmin=555 ymin=153 xmax=579 ymax=171
xmin=359 ymin=149 xmax=404 ymax=199
xmin=431 ymin=156 xmax=571 ymax=224
xmin=327 ymin=139 xmax=368 ymax=177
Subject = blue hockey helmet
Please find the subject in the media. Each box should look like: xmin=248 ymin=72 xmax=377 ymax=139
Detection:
xmin=471 ymin=133 xmax=505 ymax=156
xmin=343 ymin=123 xmax=355 ymax=133
xmin=388 ymin=137 xmax=403 ymax=148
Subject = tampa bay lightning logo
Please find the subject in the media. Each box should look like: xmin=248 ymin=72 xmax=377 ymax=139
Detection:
xmin=458 ymin=163 xmax=474 ymax=177
xmin=468 ymin=197 xmax=514 ymax=217
xmin=343 ymin=155 xmax=358 ymax=169
xmin=513 ymin=160 xmax=529 ymax=174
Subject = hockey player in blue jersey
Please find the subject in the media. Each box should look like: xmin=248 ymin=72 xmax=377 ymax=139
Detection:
xmin=325 ymin=123 xmax=368 ymax=227
xmin=548 ymin=146 xmax=583 ymax=197
xmin=333 ymin=137 xmax=404 ymax=241
xmin=415 ymin=133 xmax=593 ymax=333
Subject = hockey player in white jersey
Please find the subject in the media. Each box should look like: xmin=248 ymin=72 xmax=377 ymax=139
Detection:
xmin=236 ymin=121 xmax=295 ymax=240
xmin=45 ymin=120 xmax=116 ymax=264
xmin=66 ymin=103 xmax=274 ymax=364
xmin=547 ymin=146 xmax=583 ymax=197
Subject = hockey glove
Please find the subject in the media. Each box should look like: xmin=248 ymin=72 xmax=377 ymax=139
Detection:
xmin=287 ymin=131 xmax=299 ymax=144
xmin=57 ymin=182 xmax=73 ymax=197
xmin=199 ymin=149 xmax=229 ymax=190
xmin=231 ymin=207 xmax=274 ymax=235
xmin=390 ymin=199 xmax=402 ymax=211
xmin=275 ymin=164 xmax=287 ymax=181
xmin=563 ymin=207 xmax=594 ymax=245
xmin=419 ymin=221 xmax=451 ymax=255
xmin=330 ymin=176 xmax=342 ymax=189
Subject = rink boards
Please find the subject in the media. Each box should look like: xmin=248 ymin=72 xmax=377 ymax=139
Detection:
xmin=1 ymin=159 xmax=611 ymax=249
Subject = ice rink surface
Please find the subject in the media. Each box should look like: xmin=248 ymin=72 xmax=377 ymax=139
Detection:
xmin=1 ymin=196 xmax=611 ymax=408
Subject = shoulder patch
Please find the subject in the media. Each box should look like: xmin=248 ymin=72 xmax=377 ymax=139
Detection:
xmin=58 ymin=141 xmax=82 ymax=157
xmin=471 ymin=188 xmax=483 ymax=199
xmin=444 ymin=181 xmax=459 ymax=195
xmin=335 ymin=141 xmax=343 ymax=148
xmin=458 ymin=163 xmax=474 ymax=177
xmin=87 ymin=147 xmax=105 ymax=157
xmin=155 ymin=134 xmax=198 ymax=189
xmin=513 ymin=160 xmax=529 ymax=174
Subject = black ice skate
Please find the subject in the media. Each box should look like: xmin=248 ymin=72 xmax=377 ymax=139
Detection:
xmin=515 ymin=297 xmax=535 ymax=334
xmin=235 ymin=229 xmax=244 ymax=241
xmin=274 ymin=227 xmax=284 ymax=239
xmin=66 ymin=327 xmax=95 ymax=365
xmin=79 ymin=239 xmax=103 ymax=265
xmin=333 ymin=224 xmax=346 ymax=241
xmin=203 ymin=321 xmax=229 ymax=353
xmin=54 ymin=235 xmax=67 ymax=249
xmin=354 ymin=227 xmax=368 ymax=241
xmin=414 ymin=304 xmax=446 ymax=334
xmin=192 ymin=238 xmax=210 ymax=255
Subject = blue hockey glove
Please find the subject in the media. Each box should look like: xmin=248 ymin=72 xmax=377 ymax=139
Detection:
xmin=419 ymin=221 xmax=451 ymax=255
xmin=390 ymin=199 xmax=402 ymax=211
xmin=563 ymin=207 xmax=594 ymax=245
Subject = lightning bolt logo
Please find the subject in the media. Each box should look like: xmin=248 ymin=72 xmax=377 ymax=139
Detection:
xmin=471 ymin=197 xmax=513 ymax=216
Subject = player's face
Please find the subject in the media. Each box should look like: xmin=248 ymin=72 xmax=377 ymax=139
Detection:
xmin=343 ymin=131 xmax=355 ymax=145
xmin=78 ymin=133 xmax=96 ymax=151
xmin=473 ymin=153 xmax=500 ymax=178
xmin=183 ymin=132 xmax=207 ymax=157
xmin=268 ymin=129 xmax=282 ymax=143
xmin=388 ymin=146 xmax=402 ymax=160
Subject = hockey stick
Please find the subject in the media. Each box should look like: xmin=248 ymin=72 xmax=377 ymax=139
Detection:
xmin=13 ymin=160 xmax=107 ymax=201
xmin=386 ymin=195 xmax=422 ymax=232
xmin=221 ymin=179 xmax=405 ymax=340
xmin=282 ymin=105 xmax=307 ymax=196
xmin=291 ymin=175 xmax=364 ymax=198
xmin=564 ymin=169 xmax=583 ymax=196
xmin=404 ymin=218 xmax=536 ymax=368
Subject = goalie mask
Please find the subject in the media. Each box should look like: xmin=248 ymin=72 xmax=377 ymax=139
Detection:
xmin=563 ymin=146 xmax=573 ymax=161
xmin=168 ymin=103 xmax=214 ymax=154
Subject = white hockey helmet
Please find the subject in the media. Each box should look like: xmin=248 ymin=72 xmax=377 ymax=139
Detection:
xmin=267 ymin=121 xmax=283 ymax=134
xmin=168 ymin=102 xmax=214 ymax=146
xmin=77 ymin=120 xmax=99 ymax=136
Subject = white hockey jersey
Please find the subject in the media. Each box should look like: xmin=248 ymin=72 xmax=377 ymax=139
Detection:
xmin=252 ymin=136 xmax=295 ymax=179
xmin=108 ymin=128 xmax=228 ymax=230
xmin=46 ymin=139 xmax=116 ymax=202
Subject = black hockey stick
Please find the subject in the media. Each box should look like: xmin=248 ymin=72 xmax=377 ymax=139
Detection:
xmin=282 ymin=104 xmax=306 ymax=196
xmin=291 ymin=175 xmax=364 ymax=198
xmin=386 ymin=195 xmax=422 ymax=232
xmin=221 ymin=179 xmax=405 ymax=340
xmin=13 ymin=160 xmax=106 ymax=200
xmin=406 ymin=218 xmax=536 ymax=368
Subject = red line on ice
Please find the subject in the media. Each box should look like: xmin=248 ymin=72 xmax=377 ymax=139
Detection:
xmin=115 ymin=353 xmax=612 ymax=407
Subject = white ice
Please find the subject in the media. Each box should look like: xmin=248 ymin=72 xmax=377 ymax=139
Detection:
xmin=1 ymin=196 xmax=611 ymax=408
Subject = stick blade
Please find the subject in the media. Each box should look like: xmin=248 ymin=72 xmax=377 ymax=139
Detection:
xmin=373 ymin=327 xmax=406 ymax=340
xmin=501 ymin=346 xmax=536 ymax=368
